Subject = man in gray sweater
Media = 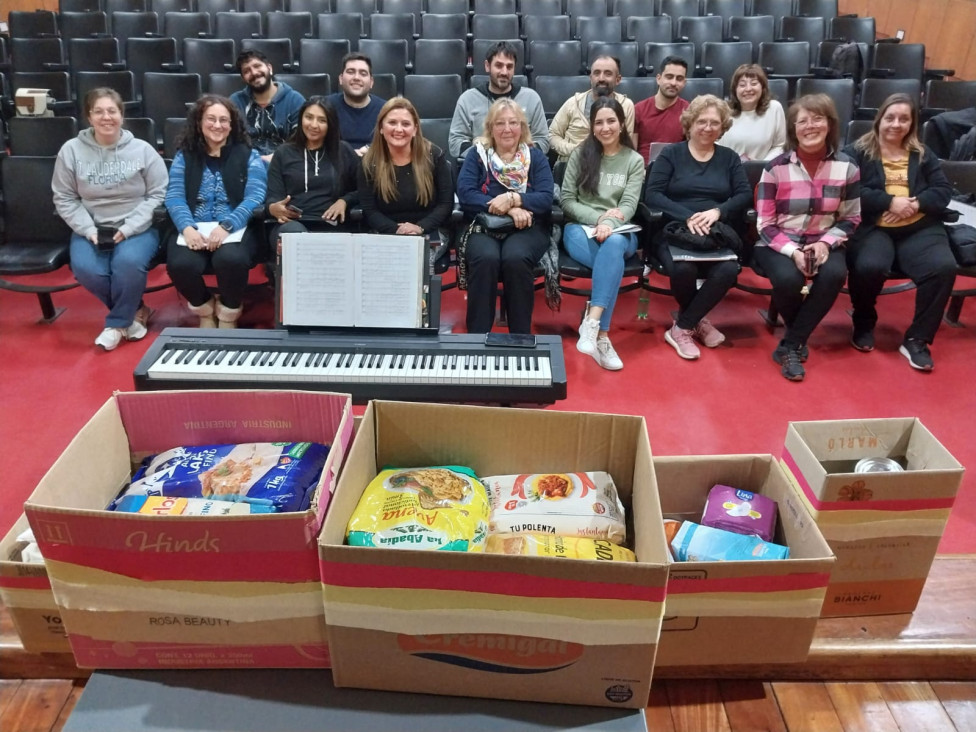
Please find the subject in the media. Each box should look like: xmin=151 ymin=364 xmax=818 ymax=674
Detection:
xmin=449 ymin=41 xmax=549 ymax=160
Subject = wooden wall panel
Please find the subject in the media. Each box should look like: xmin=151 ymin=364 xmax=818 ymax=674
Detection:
xmin=3 ymin=1 xmax=59 ymax=22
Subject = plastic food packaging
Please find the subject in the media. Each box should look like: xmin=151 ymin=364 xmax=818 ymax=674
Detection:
xmin=671 ymin=521 xmax=789 ymax=561
xmin=485 ymin=534 xmax=636 ymax=561
xmin=346 ymin=467 xmax=490 ymax=551
xmin=111 ymin=442 xmax=330 ymax=513
xmin=700 ymin=484 xmax=778 ymax=542
xmin=114 ymin=495 xmax=276 ymax=516
xmin=483 ymin=471 xmax=627 ymax=545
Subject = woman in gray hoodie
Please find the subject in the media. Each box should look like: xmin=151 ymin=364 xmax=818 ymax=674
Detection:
xmin=52 ymin=87 xmax=168 ymax=351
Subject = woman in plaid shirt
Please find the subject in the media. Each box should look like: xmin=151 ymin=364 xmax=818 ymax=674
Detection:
xmin=754 ymin=94 xmax=861 ymax=382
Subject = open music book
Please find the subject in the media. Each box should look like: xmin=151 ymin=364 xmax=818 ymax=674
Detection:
xmin=279 ymin=232 xmax=426 ymax=328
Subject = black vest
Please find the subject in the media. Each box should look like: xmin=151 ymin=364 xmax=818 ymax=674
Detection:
xmin=183 ymin=143 xmax=251 ymax=210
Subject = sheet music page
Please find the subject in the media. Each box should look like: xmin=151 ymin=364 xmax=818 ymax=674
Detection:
xmin=280 ymin=232 xmax=357 ymax=326
xmin=354 ymin=234 xmax=425 ymax=328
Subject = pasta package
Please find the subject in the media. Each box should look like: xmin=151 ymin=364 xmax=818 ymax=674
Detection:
xmin=111 ymin=442 xmax=329 ymax=513
xmin=486 ymin=534 xmax=636 ymax=562
xmin=346 ymin=467 xmax=490 ymax=552
xmin=483 ymin=472 xmax=627 ymax=545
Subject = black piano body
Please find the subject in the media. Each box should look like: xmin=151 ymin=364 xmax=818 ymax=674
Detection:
xmin=133 ymin=328 xmax=568 ymax=405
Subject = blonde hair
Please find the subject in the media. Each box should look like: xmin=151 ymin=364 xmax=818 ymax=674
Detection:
xmin=475 ymin=97 xmax=533 ymax=149
xmin=680 ymin=94 xmax=733 ymax=136
xmin=362 ymin=97 xmax=433 ymax=206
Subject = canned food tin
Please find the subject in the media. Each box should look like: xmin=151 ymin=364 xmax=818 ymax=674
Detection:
xmin=855 ymin=457 xmax=904 ymax=473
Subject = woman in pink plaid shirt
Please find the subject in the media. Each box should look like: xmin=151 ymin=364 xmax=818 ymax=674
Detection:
xmin=754 ymin=94 xmax=861 ymax=382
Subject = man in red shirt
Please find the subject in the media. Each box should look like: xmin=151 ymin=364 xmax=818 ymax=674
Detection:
xmin=633 ymin=57 xmax=690 ymax=165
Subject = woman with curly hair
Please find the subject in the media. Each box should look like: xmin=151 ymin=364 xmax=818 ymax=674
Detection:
xmin=165 ymin=95 xmax=267 ymax=328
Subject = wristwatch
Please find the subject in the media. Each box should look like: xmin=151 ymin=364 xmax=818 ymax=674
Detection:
xmin=218 ymin=221 xmax=233 ymax=232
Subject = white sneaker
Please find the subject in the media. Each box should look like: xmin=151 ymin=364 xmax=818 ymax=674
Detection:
xmin=94 ymin=327 xmax=124 ymax=351
xmin=595 ymin=337 xmax=623 ymax=370
xmin=577 ymin=317 xmax=600 ymax=355
xmin=124 ymin=320 xmax=148 ymax=341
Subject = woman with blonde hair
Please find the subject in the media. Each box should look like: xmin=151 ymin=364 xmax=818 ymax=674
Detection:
xmin=721 ymin=64 xmax=787 ymax=161
xmin=357 ymin=97 xmax=453 ymax=240
xmin=645 ymin=94 xmax=751 ymax=360
xmin=844 ymin=93 xmax=956 ymax=371
xmin=456 ymin=97 xmax=554 ymax=334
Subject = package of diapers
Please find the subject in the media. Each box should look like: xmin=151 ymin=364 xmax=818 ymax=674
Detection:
xmin=671 ymin=521 xmax=789 ymax=562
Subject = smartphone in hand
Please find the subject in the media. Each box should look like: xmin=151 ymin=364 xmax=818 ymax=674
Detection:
xmin=96 ymin=226 xmax=117 ymax=252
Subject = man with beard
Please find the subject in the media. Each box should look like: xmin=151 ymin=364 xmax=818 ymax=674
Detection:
xmin=326 ymin=53 xmax=386 ymax=157
xmin=548 ymin=56 xmax=635 ymax=163
xmin=633 ymin=57 xmax=690 ymax=165
xmin=229 ymin=50 xmax=305 ymax=163
xmin=448 ymin=41 xmax=549 ymax=159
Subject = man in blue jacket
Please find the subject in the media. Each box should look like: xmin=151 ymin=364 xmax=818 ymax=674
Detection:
xmin=230 ymin=50 xmax=305 ymax=163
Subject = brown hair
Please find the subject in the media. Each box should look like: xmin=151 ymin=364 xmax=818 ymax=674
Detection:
xmin=786 ymin=94 xmax=840 ymax=153
xmin=84 ymin=87 xmax=124 ymax=119
xmin=679 ymin=94 xmax=733 ymax=137
xmin=362 ymin=97 xmax=434 ymax=206
xmin=728 ymin=64 xmax=771 ymax=116
xmin=854 ymin=93 xmax=924 ymax=160
xmin=178 ymin=95 xmax=250 ymax=156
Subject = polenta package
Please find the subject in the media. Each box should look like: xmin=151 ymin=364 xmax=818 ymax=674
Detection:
xmin=346 ymin=467 xmax=490 ymax=551
xmin=110 ymin=442 xmax=329 ymax=513
xmin=486 ymin=534 xmax=636 ymax=561
xmin=483 ymin=472 xmax=627 ymax=545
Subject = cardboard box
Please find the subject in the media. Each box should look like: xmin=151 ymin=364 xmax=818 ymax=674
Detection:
xmin=781 ymin=418 xmax=964 ymax=617
xmin=24 ymin=390 xmax=353 ymax=669
xmin=653 ymin=455 xmax=834 ymax=667
xmin=319 ymin=401 xmax=670 ymax=709
xmin=0 ymin=514 xmax=71 ymax=654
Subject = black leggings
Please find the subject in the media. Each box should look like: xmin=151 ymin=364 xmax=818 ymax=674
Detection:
xmin=655 ymin=238 xmax=739 ymax=329
xmin=166 ymin=227 xmax=260 ymax=309
xmin=847 ymin=219 xmax=957 ymax=343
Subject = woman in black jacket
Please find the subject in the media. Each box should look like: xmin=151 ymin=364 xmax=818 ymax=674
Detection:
xmin=845 ymin=94 xmax=957 ymax=371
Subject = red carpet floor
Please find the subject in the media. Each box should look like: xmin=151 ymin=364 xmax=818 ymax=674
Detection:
xmin=1 ymin=265 xmax=974 ymax=552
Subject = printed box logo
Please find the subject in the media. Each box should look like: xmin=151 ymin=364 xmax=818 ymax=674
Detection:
xmin=397 ymin=633 xmax=584 ymax=674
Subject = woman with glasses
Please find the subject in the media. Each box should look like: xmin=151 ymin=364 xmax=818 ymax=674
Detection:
xmin=561 ymin=96 xmax=646 ymax=371
xmin=754 ymin=93 xmax=861 ymax=381
xmin=456 ymin=98 xmax=554 ymax=334
xmin=165 ymin=95 xmax=268 ymax=328
xmin=645 ymin=94 xmax=752 ymax=361
xmin=266 ymin=96 xmax=359 ymax=248
xmin=52 ymin=87 xmax=168 ymax=351
xmin=844 ymin=93 xmax=957 ymax=371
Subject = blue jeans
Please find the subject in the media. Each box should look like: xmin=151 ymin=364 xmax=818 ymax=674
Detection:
xmin=562 ymin=224 xmax=638 ymax=331
xmin=70 ymin=230 xmax=159 ymax=328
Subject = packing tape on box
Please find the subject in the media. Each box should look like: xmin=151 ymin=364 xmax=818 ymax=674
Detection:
xmin=663 ymin=589 xmax=827 ymax=618
xmin=45 ymin=560 xmax=324 ymax=622
xmin=322 ymin=587 xmax=663 ymax=646
xmin=0 ymin=586 xmax=60 ymax=611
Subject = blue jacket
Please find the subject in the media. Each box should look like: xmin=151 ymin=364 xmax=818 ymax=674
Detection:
xmin=456 ymin=145 xmax=554 ymax=221
xmin=229 ymin=81 xmax=305 ymax=157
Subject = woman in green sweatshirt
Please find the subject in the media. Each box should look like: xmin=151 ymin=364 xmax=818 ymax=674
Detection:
xmin=560 ymin=96 xmax=646 ymax=371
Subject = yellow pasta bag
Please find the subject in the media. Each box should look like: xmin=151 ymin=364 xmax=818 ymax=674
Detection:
xmin=346 ymin=467 xmax=489 ymax=551
xmin=485 ymin=534 xmax=636 ymax=561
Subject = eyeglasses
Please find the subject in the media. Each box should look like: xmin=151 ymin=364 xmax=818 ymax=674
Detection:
xmin=694 ymin=119 xmax=722 ymax=129
xmin=492 ymin=119 xmax=521 ymax=128
xmin=795 ymin=115 xmax=827 ymax=128
xmin=204 ymin=116 xmax=231 ymax=127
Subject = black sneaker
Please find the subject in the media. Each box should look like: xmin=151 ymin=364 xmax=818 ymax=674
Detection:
xmin=773 ymin=341 xmax=809 ymax=364
xmin=899 ymin=339 xmax=934 ymax=371
xmin=851 ymin=328 xmax=875 ymax=352
xmin=772 ymin=343 xmax=806 ymax=381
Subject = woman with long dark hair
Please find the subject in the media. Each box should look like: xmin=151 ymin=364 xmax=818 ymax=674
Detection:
xmin=266 ymin=96 xmax=359 ymax=246
xmin=560 ymin=96 xmax=646 ymax=371
xmin=844 ymin=93 xmax=957 ymax=371
xmin=357 ymin=97 xmax=453 ymax=240
xmin=165 ymin=95 xmax=267 ymax=328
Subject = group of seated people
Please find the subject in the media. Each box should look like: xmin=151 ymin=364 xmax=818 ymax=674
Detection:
xmin=50 ymin=42 xmax=961 ymax=383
